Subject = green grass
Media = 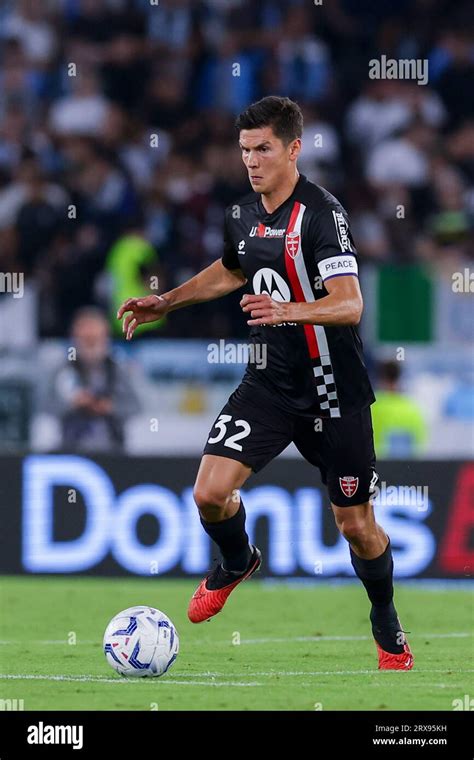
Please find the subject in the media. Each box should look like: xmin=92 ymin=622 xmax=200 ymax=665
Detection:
xmin=0 ymin=576 xmax=472 ymax=711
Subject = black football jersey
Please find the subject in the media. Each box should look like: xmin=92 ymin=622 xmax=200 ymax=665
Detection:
xmin=221 ymin=174 xmax=375 ymax=417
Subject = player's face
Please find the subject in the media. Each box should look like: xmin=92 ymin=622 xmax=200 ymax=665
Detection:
xmin=239 ymin=127 xmax=300 ymax=194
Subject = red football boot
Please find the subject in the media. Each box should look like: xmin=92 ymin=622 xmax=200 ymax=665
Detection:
xmin=375 ymin=637 xmax=414 ymax=670
xmin=188 ymin=546 xmax=262 ymax=623
xmin=372 ymin=613 xmax=414 ymax=670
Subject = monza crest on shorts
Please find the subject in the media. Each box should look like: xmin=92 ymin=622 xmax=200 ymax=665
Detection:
xmin=285 ymin=231 xmax=300 ymax=259
xmin=339 ymin=475 xmax=359 ymax=498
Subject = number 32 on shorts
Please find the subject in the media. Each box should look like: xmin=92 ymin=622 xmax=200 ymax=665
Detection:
xmin=207 ymin=414 xmax=251 ymax=451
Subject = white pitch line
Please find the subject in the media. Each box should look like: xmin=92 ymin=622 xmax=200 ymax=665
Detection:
xmin=0 ymin=640 xmax=99 ymax=645
xmin=411 ymin=684 xmax=464 ymax=689
xmin=1 ymin=669 xmax=473 ymax=682
xmin=0 ymin=674 xmax=263 ymax=687
xmin=178 ymin=669 xmax=474 ymax=676
xmin=0 ymin=632 xmax=470 ymax=646
xmin=233 ymin=632 xmax=473 ymax=644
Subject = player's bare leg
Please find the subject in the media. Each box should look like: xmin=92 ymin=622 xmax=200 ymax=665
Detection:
xmin=332 ymin=501 xmax=414 ymax=670
xmin=187 ymin=455 xmax=262 ymax=623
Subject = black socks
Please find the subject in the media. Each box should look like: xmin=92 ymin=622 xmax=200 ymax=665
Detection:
xmin=370 ymin=601 xmax=405 ymax=654
xmin=350 ymin=538 xmax=394 ymax=608
xmin=200 ymin=499 xmax=252 ymax=572
xmin=350 ymin=538 xmax=405 ymax=654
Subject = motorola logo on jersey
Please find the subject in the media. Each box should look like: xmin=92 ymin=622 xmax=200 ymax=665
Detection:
xmin=253 ymin=268 xmax=291 ymax=302
xmin=249 ymin=223 xmax=286 ymax=238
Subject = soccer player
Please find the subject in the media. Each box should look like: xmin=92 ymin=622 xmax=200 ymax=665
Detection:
xmin=117 ymin=96 xmax=413 ymax=670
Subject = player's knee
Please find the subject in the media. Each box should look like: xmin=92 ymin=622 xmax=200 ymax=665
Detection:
xmin=336 ymin=516 xmax=372 ymax=546
xmin=193 ymin=482 xmax=232 ymax=517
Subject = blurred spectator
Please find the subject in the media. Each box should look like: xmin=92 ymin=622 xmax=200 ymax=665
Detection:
xmin=444 ymin=375 xmax=474 ymax=420
xmin=366 ymin=118 xmax=436 ymax=189
xmin=100 ymin=23 xmax=151 ymax=111
xmin=46 ymin=223 xmax=106 ymax=334
xmin=276 ymin=4 xmax=331 ymax=103
xmin=73 ymin=142 xmax=139 ymax=241
xmin=433 ymin=29 xmax=474 ymax=128
xmin=49 ymin=307 xmax=140 ymax=452
xmin=348 ymin=185 xmax=391 ymax=261
xmin=297 ymin=103 xmax=341 ymax=185
xmin=15 ymin=156 xmax=67 ymax=276
xmin=197 ymin=31 xmax=262 ymax=113
xmin=0 ymin=154 xmax=67 ymax=251
xmin=346 ymin=81 xmax=445 ymax=157
xmin=1 ymin=0 xmax=57 ymax=65
xmin=104 ymin=217 xmax=161 ymax=336
xmin=0 ymin=104 xmax=30 ymax=172
xmin=49 ymin=69 xmax=111 ymax=137
xmin=446 ymin=121 xmax=474 ymax=185
xmin=371 ymin=360 xmax=427 ymax=458
xmin=426 ymin=158 xmax=472 ymax=246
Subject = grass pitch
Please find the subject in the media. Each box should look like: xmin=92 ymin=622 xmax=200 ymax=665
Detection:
xmin=0 ymin=576 xmax=472 ymax=711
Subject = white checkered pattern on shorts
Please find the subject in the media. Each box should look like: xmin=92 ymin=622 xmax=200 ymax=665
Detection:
xmin=313 ymin=355 xmax=341 ymax=418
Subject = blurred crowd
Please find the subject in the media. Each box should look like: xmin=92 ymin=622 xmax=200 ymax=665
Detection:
xmin=0 ymin=0 xmax=473 ymax=341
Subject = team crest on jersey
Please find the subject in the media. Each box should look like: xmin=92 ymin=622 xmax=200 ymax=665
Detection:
xmin=285 ymin=231 xmax=300 ymax=259
xmin=339 ymin=476 xmax=359 ymax=498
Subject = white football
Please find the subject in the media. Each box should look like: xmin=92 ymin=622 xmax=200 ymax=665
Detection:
xmin=103 ymin=606 xmax=179 ymax=678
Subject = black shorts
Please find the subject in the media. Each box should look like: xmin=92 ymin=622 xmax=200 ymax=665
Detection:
xmin=202 ymin=382 xmax=378 ymax=507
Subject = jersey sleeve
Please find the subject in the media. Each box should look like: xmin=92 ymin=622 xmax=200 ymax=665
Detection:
xmin=221 ymin=212 xmax=240 ymax=271
xmin=309 ymin=203 xmax=359 ymax=283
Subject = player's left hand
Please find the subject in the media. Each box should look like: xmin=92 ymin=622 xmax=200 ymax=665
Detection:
xmin=240 ymin=294 xmax=290 ymax=326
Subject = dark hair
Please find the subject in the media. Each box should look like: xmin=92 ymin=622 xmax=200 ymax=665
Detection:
xmin=378 ymin=360 xmax=401 ymax=384
xmin=235 ymin=96 xmax=303 ymax=145
xmin=71 ymin=306 xmax=109 ymax=329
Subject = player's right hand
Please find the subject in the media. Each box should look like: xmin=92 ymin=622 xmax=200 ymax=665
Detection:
xmin=117 ymin=295 xmax=169 ymax=340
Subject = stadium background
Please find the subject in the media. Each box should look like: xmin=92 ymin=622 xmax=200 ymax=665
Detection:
xmin=0 ymin=0 xmax=474 ymax=710
xmin=0 ymin=0 xmax=473 ymax=714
